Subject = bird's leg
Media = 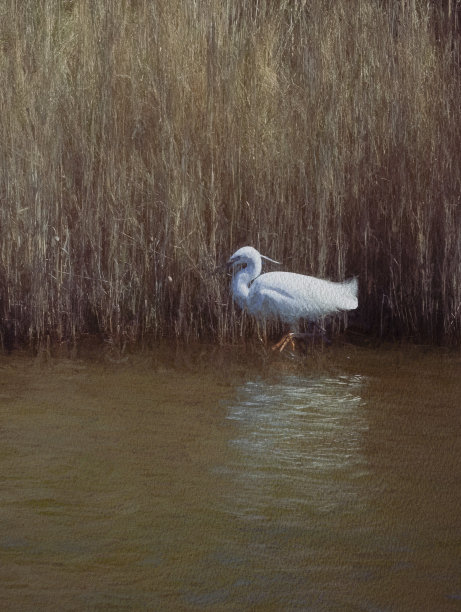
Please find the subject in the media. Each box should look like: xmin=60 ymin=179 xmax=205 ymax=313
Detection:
xmin=255 ymin=321 xmax=266 ymax=345
xmin=313 ymin=321 xmax=327 ymax=335
xmin=255 ymin=321 xmax=262 ymax=344
xmin=287 ymin=334 xmax=296 ymax=351
xmin=313 ymin=321 xmax=331 ymax=344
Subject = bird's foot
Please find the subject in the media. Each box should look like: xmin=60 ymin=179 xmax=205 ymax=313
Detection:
xmin=272 ymin=330 xmax=331 ymax=353
xmin=271 ymin=332 xmax=296 ymax=352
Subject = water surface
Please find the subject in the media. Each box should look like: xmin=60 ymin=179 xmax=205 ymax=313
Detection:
xmin=0 ymin=344 xmax=460 ymax=610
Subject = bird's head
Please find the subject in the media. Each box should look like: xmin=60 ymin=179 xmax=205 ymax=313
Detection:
xmin=226 ymin=246 xmax=280 ymax=274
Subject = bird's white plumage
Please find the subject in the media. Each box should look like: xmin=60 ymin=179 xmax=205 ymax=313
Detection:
xmin=227 ymin=246 xmax=358 ymax=328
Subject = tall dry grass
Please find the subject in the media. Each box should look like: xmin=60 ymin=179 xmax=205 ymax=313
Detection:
xmin=0 ymin=0 xmax=460 ymax=348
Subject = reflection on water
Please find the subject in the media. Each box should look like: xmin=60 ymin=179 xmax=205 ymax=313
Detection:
xmin=225 ymin=375 xmax=368 ymax=521
xmin=0 ymin=346 xmax=460 ymax=610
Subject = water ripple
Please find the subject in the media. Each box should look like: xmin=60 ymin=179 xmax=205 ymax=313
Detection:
xmin=224 ymin=374 xmax=369 ymax=519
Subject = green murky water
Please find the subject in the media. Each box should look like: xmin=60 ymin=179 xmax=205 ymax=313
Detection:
xmin=0 ymin=344 xmax=460 ymax=611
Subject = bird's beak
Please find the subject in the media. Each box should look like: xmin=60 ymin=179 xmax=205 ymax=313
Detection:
xmin=213 ymin=257 xmax=237 ymax=274
xmin=261 ymin=254 xmax=281 ymax=265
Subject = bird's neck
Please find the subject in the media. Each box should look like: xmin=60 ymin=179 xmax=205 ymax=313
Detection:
xmin=231 ymin=259 xmax=261 ymax=308
xmin=232 ymin=271 xmax=251 ymax=307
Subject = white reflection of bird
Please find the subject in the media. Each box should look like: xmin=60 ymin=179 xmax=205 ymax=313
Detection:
xmin=226 ymin=246 xmax=358 ymax=351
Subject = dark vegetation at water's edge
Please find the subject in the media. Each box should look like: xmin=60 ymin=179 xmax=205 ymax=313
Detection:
xmin=0 ymin=0 xmax=460 ymax=351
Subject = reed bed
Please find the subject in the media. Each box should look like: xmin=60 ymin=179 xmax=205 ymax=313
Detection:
xmin=0 ymin=0 xmax=460 ymax=348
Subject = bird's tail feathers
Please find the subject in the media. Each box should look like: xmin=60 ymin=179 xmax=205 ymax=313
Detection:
xmin=344 ymin=276 xmax=358 ymax=299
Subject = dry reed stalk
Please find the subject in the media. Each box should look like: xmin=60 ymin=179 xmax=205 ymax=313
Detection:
xmin=0 ymin=0 xmax=459 ymax=349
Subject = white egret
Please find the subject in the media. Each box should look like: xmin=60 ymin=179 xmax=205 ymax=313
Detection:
xmin=226 ymin=246 xmax=358 ymax=351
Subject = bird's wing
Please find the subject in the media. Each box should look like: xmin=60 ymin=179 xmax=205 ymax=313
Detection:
xmin=248 ymin=272 xmax=357 ymax=322
xmin=247 ymin=282 xmax=298 ymax=320
xmin=247 ymin=273 xmax=308 ymax=322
